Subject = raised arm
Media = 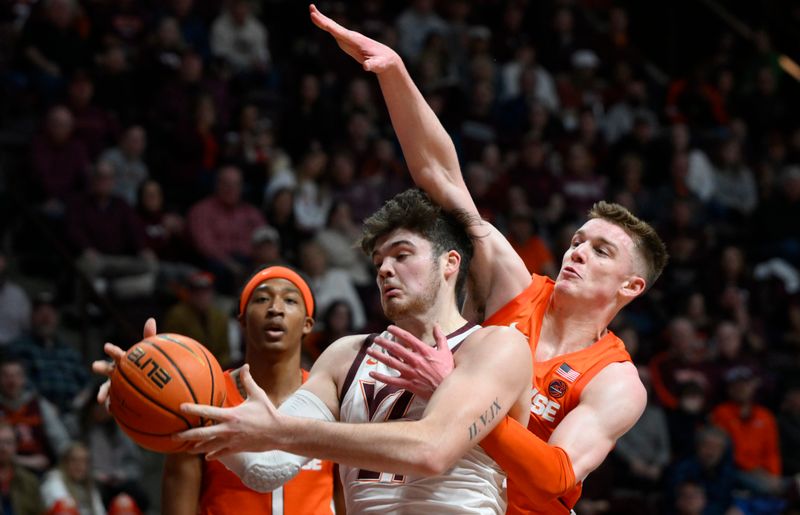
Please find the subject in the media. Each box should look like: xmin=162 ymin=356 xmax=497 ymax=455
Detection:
xmin=310 ymin=4 xmax=531 ymax=319
xmin=480 ymin=362 xmax=647 ymax=501
xmin=180 ymin=326 xmax=531 ymax=477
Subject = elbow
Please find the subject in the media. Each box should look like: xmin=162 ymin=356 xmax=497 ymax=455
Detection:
xmin=412 ymin=441 xmax=458 ymax=477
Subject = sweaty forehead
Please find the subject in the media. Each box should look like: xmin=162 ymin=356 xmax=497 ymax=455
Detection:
xmin=578 ymin=219 xmax=634 ymax=247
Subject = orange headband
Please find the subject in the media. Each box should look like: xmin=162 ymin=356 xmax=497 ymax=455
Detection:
xmin=239 ymin=266 xmax=315 ymax=317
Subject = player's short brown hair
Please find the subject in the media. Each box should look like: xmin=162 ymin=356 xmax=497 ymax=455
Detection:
xmin=588 ymin=201 xmax=668 ymax=291
xmin=358 ymin=189 xmax=474 ymax=298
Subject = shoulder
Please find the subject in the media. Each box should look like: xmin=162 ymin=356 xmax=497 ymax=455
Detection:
xmin=581 ymin=361 xmax=646 ymax=426
xmin=456 ymin=325 xmax=530 ymax=364
xmin=311 ymin=334 xmax=371 ymax=376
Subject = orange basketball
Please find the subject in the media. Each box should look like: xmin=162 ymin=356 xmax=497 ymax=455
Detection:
xmin=108 ymin=333 xmax=226 ymax=453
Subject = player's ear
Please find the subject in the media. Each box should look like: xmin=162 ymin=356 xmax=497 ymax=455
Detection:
xmin=303 ymin=316 xmax=315 ymax=336
xmin=620 ymin=275 xmax=646 ymax=300
xmin=443 ymin=250 xmax=461 ymax=280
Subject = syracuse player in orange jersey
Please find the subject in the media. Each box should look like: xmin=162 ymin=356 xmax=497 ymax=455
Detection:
xmin=309 ymin=5 xmax=668 ymax=514
xmin=159 ymin=266 xmax=344 ymax=514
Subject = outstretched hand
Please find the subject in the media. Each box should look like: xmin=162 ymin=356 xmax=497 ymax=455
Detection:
xmin=367 ymin=324 xmax=455 ymax=400
xmin=176 ymin=364 xmax=284 ymax=460
xmin=91 ymin=317 xmax=157 ymax=405
xmin=309 ymin=4 xmax=400 ymax=74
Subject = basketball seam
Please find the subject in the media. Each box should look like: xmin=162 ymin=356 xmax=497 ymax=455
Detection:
xmin=115 ymin=365 xmax=193 ymax=429
xmin=146 ymin=339 xmax=204 ymax=426
xmin=115 ymin=415 xmax=182 ymax=437
xmin=198 ymin=346 xmax=217 ymax=407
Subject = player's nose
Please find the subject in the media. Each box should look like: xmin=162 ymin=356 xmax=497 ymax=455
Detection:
xmin=569 ymin=243 xmax=587 ymax=263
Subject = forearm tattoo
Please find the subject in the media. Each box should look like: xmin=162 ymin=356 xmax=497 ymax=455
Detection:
xmin=468 ymin=398 xmax=502 ymax=441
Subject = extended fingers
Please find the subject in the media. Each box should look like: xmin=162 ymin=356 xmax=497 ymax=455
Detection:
xmin=372 ymin=336 xmax=421 ymax=365
xmin=366 ymin=347 xmax=414 ymax=375
xmin=309 ymin=4 xmax=346 ymax=37
xmin=175 ymin=423 xmax=227 ymax=443
xmin=103 ymin=342 xmax=126 ymax=361
xmin=386 ymin=325 xmax=432 ymax=355
xmin=143 ymin=317 xmax=157 ymax=338
xmin=368 ymin=371 xmax=415 ymax=390
xmin=180 ymin=403 xmax=231 ymax=422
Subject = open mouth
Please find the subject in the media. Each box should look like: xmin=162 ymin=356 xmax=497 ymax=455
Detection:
xmin=263 ymin=322 xmax=286 ymax=339
xmin=562 ymin=267 xmax=581 ymax=279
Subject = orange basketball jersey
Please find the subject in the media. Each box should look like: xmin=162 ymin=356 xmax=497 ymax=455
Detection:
xmin=199 ymin=370 xmax=335 ymax=515
xmin=484 ymin=274 xmax=632 ymax=514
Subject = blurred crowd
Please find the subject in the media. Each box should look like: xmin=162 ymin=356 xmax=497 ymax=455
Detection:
xmin=0 ymin=0 xmax=799 ymax=513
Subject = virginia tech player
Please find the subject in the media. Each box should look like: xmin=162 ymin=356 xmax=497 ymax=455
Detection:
xmin=307 ymin=5 xmax=668 ymax=514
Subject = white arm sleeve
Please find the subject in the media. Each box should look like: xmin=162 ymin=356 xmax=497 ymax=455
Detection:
xmin=218 ymin=389 xmax=336 ymax=493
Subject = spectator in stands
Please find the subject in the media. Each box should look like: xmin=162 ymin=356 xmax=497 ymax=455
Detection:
xmin=314 ymin=200 xmax=371 ymax=287
xmin=163 ymin=271 xmax=230 ymax=366
xmin=328 ymin=150 xmax=382 ymax=223
xmin=779 ymin=387 xmax=800 ymax=477
xmin=561 ymin=141 xmax=606 ymax=216
xmin=186 ymin=165 xmax=265 ymax=294
xmin=0 ymin=421 xmax=44 ymax=515
xmin=707 ymin=136 xmax=758 ymax=218
xmin=66 ymin=72 xmax=120 ymax=160
xmin=505 ymin=209 xmax=556 ymax=278
xmin=161 ymin=0 xmax=210 ymax=61
xmin=279 ymin=74 xmax=324 ymax=159
xmin=250 ymin=225 xmax=285 ymax=269
xmin=711 ymin=365 xmax=784 ymax=496
xmin=298 ymin=239 xmax=366 ymax=331
xmin=40 ymin=442 xmax=105 ymax=515
xmin=0 ymin=251 xmax=31 ymax=347
xmin=67 ymin=161 xmax=157 ymax=299
xmin=81 ymin=384 xmax=147 ymax=513
xmin=263 ymin=187 xmax=301 ymax=264
xmin=650 ymin=317 xmax=711 ymax=410
xmin=500 ymin=44 xmax=559 ymax=113
xmin=395 ymin=0 xmax=447 ymax=63
xmin=99 ymin=125 xmax=148 ymax=207
xmin=168 ymin=93 xmax=223 ymax=208
xmin=138 ymin=16 xmax=187 ymax=94
xmin=665 ymin=381 xmax=709 ymax=460
xmin=0 ymin=358 xmax=70 ymax=474
xmin=614 ymin=367 xmax=670 ymax=495
xmin=8 ymin=292 xmax=89 ymax=428
xmin=30 ymin=106 xmax=89 ymax=217
xmin=293 ymin=147 xmax=331 ymax=234
xmin=210 ymin=0 xmax=269 ymax=77
xmin=303 ymin=300 xmax=354 ymax=367
xmin=668 ymin=425 xmax=737 ymax=515
xmin=136 ymin=179 xmax=189 ymax=264
xmin=18 ymin=0 xmax=88 ymax=101
xmin=92 ymin=43 xmax=140 ymax=125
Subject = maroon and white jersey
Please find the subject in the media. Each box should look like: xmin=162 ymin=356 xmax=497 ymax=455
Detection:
xmin=338 ymin=323 xmax=507 ymax=514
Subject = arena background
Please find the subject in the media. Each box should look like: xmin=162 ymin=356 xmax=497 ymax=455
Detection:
xmin=0 ymin=0 xmax=799 ymax=513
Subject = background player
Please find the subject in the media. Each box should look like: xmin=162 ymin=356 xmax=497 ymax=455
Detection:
xmin=107 ymin=266 xmax=343 ymax=515
xmin=174 ymin=189 xmax=532 ymax=514
xmin=308 ymin=5 xmax=669 ymax=514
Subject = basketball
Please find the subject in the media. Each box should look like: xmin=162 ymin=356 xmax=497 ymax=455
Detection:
xmin=108 ymin=333 xmax=226 ymax=453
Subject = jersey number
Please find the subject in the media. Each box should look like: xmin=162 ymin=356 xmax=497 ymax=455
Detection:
xmin=356 ymin=381 xmax=415 ymax=483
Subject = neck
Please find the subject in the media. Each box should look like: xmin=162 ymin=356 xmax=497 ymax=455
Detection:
xmin=244 ymin=345 xmax=303 ymax=406
xmin=394 ymin=297 xmax=467 ymax=346
xmin=541 ymin=292 xmax=615 ymax=354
